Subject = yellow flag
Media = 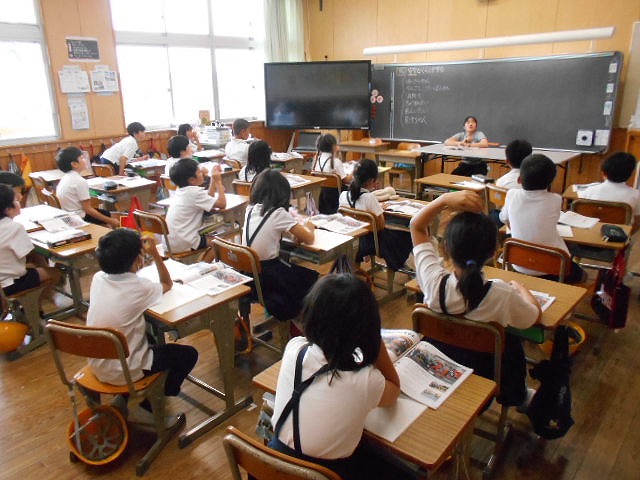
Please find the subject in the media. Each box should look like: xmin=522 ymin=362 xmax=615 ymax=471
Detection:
xmin=20 ymin=153 xmax=33 ymax=188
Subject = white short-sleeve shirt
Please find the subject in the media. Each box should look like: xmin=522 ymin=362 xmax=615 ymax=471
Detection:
xmin=495 ymin=168 xmax=521 ymax=190
xmin=224 ymin=138 xmax=250 ymax=165
xmin=86 ymin=271 xmax=163 ymax=385
xmin=580 ymin=180 xmax=640 ymax=216
xmin=56 ymin=170 xmax=91 ymax=216
xmin=413 ymin=241 xmax=538 ymax=329
xmin=338 ymin=189 xmax=383 ymax=216
xmin=271 ymin=336 xmax=385 ymax=459
xmin=499 ymin=189 xmax=567 ymax=275
xmin=313 ymin=152 xmax=347 ymax=180
xmin=164 ymin=156 xmax=180 ymax=177
xmin=166 ymin=186 xmax=216 ymax=252
xmin=242 ymin=205 xmax=297 ymax=260
xmin=0 ymin=217 xmax=33 ymax=288
xmin=101 ymin=136 xmax=139 ymax=164
xmin=238 ymin=166 xmax=256 ymax=182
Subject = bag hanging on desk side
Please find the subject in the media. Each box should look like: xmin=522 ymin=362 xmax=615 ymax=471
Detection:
xmin=590 ymin=246 xmax=630 ymax=329
xmin=119 ymin=196 xmax=143 ymax=229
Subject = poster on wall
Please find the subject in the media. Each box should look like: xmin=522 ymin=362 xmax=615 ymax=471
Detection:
xmin=58 ymin=65 xmax=90 ymax=93
xmin=68 ymin=95 xmax=90 ymax=130
xmin=90 ymin=65 xmax=119 ymax=93
xmin=66 ymin=36 xmax=100 ymax=61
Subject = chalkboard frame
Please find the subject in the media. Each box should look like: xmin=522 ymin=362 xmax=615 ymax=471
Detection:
xmin=370 ymin=52 xmax=622 ymax=153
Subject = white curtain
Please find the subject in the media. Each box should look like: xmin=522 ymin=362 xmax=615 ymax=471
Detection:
xmin=264 ymin=0 xmax=305 ymax=62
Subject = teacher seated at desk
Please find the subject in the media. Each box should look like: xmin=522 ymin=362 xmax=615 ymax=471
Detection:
xmin=443 ymin=115 xmax=489 ymax=177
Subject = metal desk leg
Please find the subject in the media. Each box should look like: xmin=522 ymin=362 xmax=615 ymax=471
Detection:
xmin=178 ymin=298 xmax=252 ymax=448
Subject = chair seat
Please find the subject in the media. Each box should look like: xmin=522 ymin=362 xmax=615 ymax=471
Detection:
xmin=75 ymin=366 xmax=162 ymax=395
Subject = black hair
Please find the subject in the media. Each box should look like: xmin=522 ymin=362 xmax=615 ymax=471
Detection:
xmin=56 ymin=146 xmax=83 ymax=172
xmin=0 ymin=183 xmax=16 ymax=219
xmin=247 ymin=140 xmax=272 ymax=176
xmin=314 ymin=133 xmax=338 ymax=170
xmin=520 ymin=154 xmax=556 ymax=190
xmin=167 ymin=135 xmax=190 ymax=158
xmin=0 ymin=171 xmax=25 ymax=188
xmin=302 ymin=274 xmax=381 ymax=374
xmin=250 ymin=169 xmax=291 ymax=212
xmin=347 ymin=159 xmax=378 ymax=206
xmin=169 ymin=158 xmax=199 ymax=187
xmin=127 ymin=122 xmax=146 ymax=136
xmin=464 ymin=115 xmax=478 ymax=125
xmin=177 ymin=123 xmax=193 ymax=136
xmin=232 ymin=118 xmax=250 ymax=136
xmin=96 ymin=228 xmax=142 ymax=274
xmin=444 ymin=212 xmax=497 ymax=311
xmin=602 ymin=152 xmax=636 ymax=183
xmin=505 ymin=139 xmax=532 ymax=168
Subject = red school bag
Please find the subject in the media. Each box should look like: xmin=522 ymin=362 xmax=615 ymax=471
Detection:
xmin=590 ymin=246 xmax=630 ymax=329
xmin=119 ymin=196 xmax=143 ymax=229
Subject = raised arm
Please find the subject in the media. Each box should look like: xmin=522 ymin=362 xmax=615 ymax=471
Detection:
xmin=142 ymin=236 xmax=172 ymax=293
xmin=208 ymin=164 xmax=226 ymax=209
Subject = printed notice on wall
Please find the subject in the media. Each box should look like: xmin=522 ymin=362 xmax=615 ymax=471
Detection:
xmin=58 ymin=65 xmax=90 ymax=93
xmin=90 ymin=65 xmax=119 ymax=93
xmin=68 ymin=95 xmax=90 ymax=130
xmin=66 ymin=36 xmax=100 ymax=61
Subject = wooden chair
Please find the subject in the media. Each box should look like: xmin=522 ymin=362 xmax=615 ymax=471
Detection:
xmin=44 ymin=320 xmax=184 ymax=476
xmin=502 ymin=238 xmax=571 ymax=282
xmin=91 ymin=163 xmax=115 ymax=178
xmin=30 ymin=175 xmax=51 ymax=204
xmin=338 ymin=206 xmax=398 ymax=301
xmin=570 ymin=198 xmax=633 ymax=225
xmin=209 ymin=236 xmax=289 ymax=354
xmin=41 ymin=188 xmax=62 ymax=209
xmin=388 ymin=142 xmax=420 ymax=191
xmin=232 ymin=179 xmax=252 ymax=196
xmin=222 ymin=158 xmax=242 ymax=170
xmin=412 ymin=305 xmax=508 ymax=480
xmin=132 ymin=210 xmax=206 ymax=263
xmin=160 ymin=176 xmax=177 ymax=193
xmin=223 ymin=426 xmax=342 ymax=480
xmin=486 ymin=184 xmax=508 ymax=210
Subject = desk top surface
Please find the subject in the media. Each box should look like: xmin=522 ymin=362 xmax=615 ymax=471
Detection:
xmin=193 ymin=149 xmax=226 ymax=159
xmin=156 ymin=192 xmax=249 ymax=211
xmin=406 ymin=265 xmax=586 ymax=328
xmin=418 ymin=144 xmax=579 ymax=164
xmin=253 ymin=360 xmax=495 ymax=470
xmin=563 ymin=221 xmax=631 ymax=250
xmin=376 ymin=148 xmax=423 ymax=159
xmin=87 ymin=175 xmax=156 ymax=193
xmin=30 ymin=223 xmax=111 ymax=258
xmin=416 ymin=173 xmax=486 ymax=191
xmin=339 ymin=139 xmax=391 ymax=151
xmin=284 ymin=173 xmax=326 ymax=190
xmin=30 ymin=169 xmax=92 ymax=183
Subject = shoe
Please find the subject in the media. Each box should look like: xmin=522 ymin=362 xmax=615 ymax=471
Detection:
xmin=516 ymin=387 xmax=536 ymax=413
xmin=128 ymin=404 xmax=180 ymax=429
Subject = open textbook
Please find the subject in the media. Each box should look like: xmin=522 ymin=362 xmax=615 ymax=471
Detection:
xmin=311 ymin=213 xmax=369 ymax=234
xmin=381 ymin=329 xmax=473 ymax=410
xmin=384 ymin=200 xmax=425 ymax=216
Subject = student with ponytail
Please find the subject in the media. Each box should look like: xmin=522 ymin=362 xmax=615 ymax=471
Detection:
xmin=338 ymin=159 xmax=412 ymax=271
xmin=410 ymin=190 xmax=541 ymax=407
xmin=312 ymin=133 xmax=352 ymax=213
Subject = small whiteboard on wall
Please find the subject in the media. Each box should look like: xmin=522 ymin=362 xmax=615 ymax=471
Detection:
xmin=66 ymin=36 xmax=100 ymax=61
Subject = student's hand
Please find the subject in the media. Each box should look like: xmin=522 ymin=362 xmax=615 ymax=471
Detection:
xmin=441 ymin=190 xmax=483 ymax=213
xmin=211 ymin=164 xmax=222 ymax=181
xmin=108 ymin=217 xmax=120 ymax=228
xmin=141 ymin=235 xmax=159 ymax=257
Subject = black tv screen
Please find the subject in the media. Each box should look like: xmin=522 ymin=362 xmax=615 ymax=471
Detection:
xmin=264 ymin=60 xmax=371 ymax=129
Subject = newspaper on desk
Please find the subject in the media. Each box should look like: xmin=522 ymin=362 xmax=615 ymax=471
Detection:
xmin=558 ymin=211 xmax=599 ymax=229
xmin=284 ymin=174 xmax=310 ymax=186
xmin=311 ymin=213 xmax=369 ymax=234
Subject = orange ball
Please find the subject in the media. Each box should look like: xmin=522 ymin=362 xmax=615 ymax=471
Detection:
xmin=0 ymin=322 xmax=28 ymax=353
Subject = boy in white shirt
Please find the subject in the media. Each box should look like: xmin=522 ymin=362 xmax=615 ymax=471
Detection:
xmin=581 ymin=152 xmax=640 ymax=233
xmin=224 ymin=118 xmax=251 ymax=165
xmin=164 ymin=135 xmax=195 ymax=177
xmin=496 ymin=139 xmax=532 ymax=189
xmin=100 ymin=122 xmax=147 ymax=175
xmin=500 ymin=154 xmax=585 ymax=283
xmin=165 ymin=158 xmax=226 ymax=252
xmin=56 ymin=147 xmax=119 ymax=227
xmin=87 ymin=228 xmax=198 ymax=424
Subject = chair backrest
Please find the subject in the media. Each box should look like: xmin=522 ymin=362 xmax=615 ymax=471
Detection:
xmin=223 ymin=426 xmax=342 ymax=480
xmin=309 ymin=171 xmax=341 ymax=190
xmin=44 ymin=320 xmax=137 ymax=392
xmin=338 ymin=206 xmax=379 ymax=254
xmin=133 ymin=209 xmax=169 ymax=236
xmin=211 ymin=237 xmax=264 ymax=304
xmin=161 ymin=176 xmax=177 ymax=192
xmin=232 ymin=179 xmax=252 ymax=196
xmin=397 ymin=142 xmax=420 ymax=151
xmin=223 ymin=158 xmax=242 ymax=170
xmin=92 ymin=163 xmax=115 ymax=178
xmin=30 ymin=176 xmax=50 ymax=204
xmin=503 ymin=238 xmax=570 ymax=282
xmin=486 ymin=184 xmax=508 ymax=209
xmin=412 ymin=305 xmax=505 ymax=388
xmin=41 ymin=188 xmax=61 ymax=209
xmin=570 ymin=198 xmax=633 ymax=225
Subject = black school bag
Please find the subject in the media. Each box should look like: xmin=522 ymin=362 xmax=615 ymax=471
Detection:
xmin=526 ymin=325 xmax=574 ymax=439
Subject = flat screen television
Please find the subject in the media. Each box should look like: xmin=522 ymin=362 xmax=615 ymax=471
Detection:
xmin=264 ymin=60 xmax=371 ymax=130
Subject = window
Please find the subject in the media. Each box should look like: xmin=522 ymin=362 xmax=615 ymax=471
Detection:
xmin=111 ymin=0 xmax=265 ymax=128
xmin=0 ymin=0 xmax=58 ymax=144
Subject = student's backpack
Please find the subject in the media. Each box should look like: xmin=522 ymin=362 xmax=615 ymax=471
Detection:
xmin=526 ymin=325 xmax=574 ymax=439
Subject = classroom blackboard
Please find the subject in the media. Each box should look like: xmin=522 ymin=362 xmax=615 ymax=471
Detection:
xmin=370 ymin=52 xmax=622 ymax=152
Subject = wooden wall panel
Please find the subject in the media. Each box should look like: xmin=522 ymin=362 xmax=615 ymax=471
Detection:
xmin=375 ymin=0 xmax=429 ymax=64
xmin=304 ymin=0 xmax=335 ymax=61
xmin=332 ymin=0 xmax=377 ymax=60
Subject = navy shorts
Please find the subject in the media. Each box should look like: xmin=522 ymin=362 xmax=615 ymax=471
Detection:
xmin=3 ymin=268 xmax=40 ymax=296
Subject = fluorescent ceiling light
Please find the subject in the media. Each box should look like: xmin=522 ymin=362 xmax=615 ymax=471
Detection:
xmin=363 ymin=27 xmax=615 ymax=56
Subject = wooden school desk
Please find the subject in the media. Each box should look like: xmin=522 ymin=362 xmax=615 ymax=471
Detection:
xmin=415 ymin=173 xmax=487 ymax=206
xmin=193 ymin=149 xmax=225 ymax=161
xmin=155 ymin=192 xmax=249 ymax=227
xmin=87 ymin=175 xmax=157 ymax=210
xmin=128 ymin=158 xmax=167 ymax=180
xmin=145 ymin=283 xmax=252 ymax=447
xmin=29 ymin=168 xmax=92 ymax=188
xmin=30 ymin=223 xmax=111 ymax=318
xmin=253 ymin=361 xmax=496 ymax=476
xmin=270 ymin=152 xmax=305 ymax=174
xmin=283 ymin=173 xmax=326 ymax=210
xmin=281 ymin=228 xmax=361 ymax=270
xmin=406 ymin=265 xmax=587 ymax=329
xmin=417 ymin=144 xmax=580 ymax=191
xmin=14 ymin=204 xmax=69 ymax=232
xmin=338 ymin=139 xmax=390 ymax=161
xmin=561 ymin=222 xmax=631 ymax=252
xmin=383 ymin=197 xmax=429 ymax=231
xmin=376 ymin=148 xmax=425 ymax=196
